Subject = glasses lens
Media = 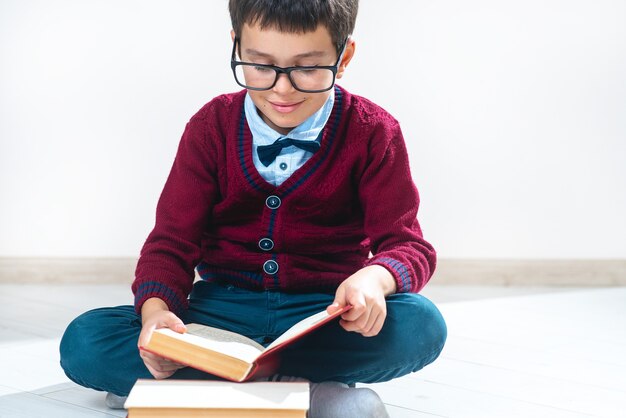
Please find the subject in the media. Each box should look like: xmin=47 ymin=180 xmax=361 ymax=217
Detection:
xmin=233 ymin=64 xmax=336 ymax=92
xmin=234 ymin=64 xmax=276 ymax=90
xmin=290 ymin=68 xmax=335 ymax=92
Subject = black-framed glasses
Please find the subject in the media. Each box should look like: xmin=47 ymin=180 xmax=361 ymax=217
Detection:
xmin=230 ymin=37 xmax=347 ymax=93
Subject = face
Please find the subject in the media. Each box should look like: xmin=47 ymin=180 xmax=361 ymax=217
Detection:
xmin=233 ymin=23 xmax=355 ymax=135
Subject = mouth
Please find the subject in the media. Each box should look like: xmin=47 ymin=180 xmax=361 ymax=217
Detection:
xmin=268 ymin=100 xmax=304 ymax=114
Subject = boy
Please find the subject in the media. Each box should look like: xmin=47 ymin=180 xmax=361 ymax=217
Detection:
xmin=60 ymin=1 xmax=447 ymax=417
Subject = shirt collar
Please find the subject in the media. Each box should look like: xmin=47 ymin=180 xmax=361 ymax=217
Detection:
xmin=244 ymin=89 xmax=335 ymax=146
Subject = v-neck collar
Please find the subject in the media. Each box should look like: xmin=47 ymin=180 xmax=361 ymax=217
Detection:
xmin=237 ymin=86 xmax=344 ymax=197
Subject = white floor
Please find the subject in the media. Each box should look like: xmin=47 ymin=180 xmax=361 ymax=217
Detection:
xmin=0 ymin=284 xmax=624 ymax=417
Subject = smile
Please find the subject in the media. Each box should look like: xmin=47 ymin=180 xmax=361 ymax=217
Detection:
xmin=268 ymin=100 xmax=304 ymax=114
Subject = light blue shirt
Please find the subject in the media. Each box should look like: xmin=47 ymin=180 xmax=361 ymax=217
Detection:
xmin=245 ymin=90 xmax=335 ymax=186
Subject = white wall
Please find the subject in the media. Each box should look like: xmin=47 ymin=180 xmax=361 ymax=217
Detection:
xmin=1 ymin=0 xmax=624 ymax=259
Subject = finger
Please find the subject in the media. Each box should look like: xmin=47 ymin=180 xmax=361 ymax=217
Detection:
xmin=371 ymin=312 xmax=387 ymax=336
xmin=339 ymin=318 xmax=372 ymax=334
xmin=340 ymin=302 xmax=366 ymax=322
xmin=142 ymin=354 xmax=181 ymax=374
xmin=352 ymin=307 xmax=372 ymax=332
xmin=139 ymin=348 xmax=162 ymax=362
xmin=339 ymin=319 xmax=361 ymax=333
xmin=326 ymin=302 xmax=342 ymax=315
xmin=139 ymin=351 xmax=162 ymax=370
xmin=362 ymin=311 xmax=384 ymax=337
xmin=140 ymin=347 xmax=186 ymax=367
xmin=145 ymin=363 xmax=176 ymax=380
xmin=154 ymin=357 xmax=186 ymax=369
xmin=140 ymin=350 xmax=181 ymax=367
xmin=341 ymin=304 xmax=379 ymax=335
xmin=363 ymin=300 xmax=386 ymax=333
xmin=362 ymin=309 xmax=380 ymax=335
xmin=327 ymin=286 xmax=346 ymax=314
xmin=147 ymin=360 xmax=176 ymax=373
xmin=153 ymin=361 xmax=184 ymax=372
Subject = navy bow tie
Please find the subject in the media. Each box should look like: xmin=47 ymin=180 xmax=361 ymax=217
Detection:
xmin=257 ymin=138 xmax=321 ymax=167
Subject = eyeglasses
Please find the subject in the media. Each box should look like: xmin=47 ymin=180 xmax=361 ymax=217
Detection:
xmin=230 ymin=37 xmax=347 ymax=93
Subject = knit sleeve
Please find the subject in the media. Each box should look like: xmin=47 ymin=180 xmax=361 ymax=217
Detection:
xmin=359 ymin=120 xmax=436 ymax=293
xmin=132 ymin=113 xmax=219 ymax=316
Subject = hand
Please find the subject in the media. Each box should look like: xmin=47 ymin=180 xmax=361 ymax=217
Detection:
xmin=138 ymin=297 xmax=187 ymax=379
xmin=327 ymin=265 xmax=396 ymax=337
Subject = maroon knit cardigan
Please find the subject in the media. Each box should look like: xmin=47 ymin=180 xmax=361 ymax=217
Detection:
xmin=133 ymin=86 xmax=436 ymax=315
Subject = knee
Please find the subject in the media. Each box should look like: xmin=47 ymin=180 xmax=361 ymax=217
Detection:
xmin=416 ymin=295 xmax=447 ymax=356
xmin=59 ymin=310 xmax=95 ymax=377
xmin=387 ymin=293 xmax=447 ymax=365
xmin=59 ymin=307 xmax=121 ymax=382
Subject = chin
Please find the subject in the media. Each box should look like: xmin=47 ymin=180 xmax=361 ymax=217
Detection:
xmin=269 ymin=115 xmax=304 ymax=133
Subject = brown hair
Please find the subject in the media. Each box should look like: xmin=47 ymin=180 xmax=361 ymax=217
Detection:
xmin=229 ymin=0 xmax=358 ymax=52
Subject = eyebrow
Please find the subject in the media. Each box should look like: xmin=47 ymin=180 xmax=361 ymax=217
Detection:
xmin=244 ymin=48 xmax=328 ymax=59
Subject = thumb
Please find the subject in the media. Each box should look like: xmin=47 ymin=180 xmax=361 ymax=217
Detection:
xmin=327 ymin=285 xmax=346 ymax=314
xmin=165 ymin=314 xmax=187 ymax=334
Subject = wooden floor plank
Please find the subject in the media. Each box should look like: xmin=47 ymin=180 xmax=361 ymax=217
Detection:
xmin=0 ymin=339 xmax=67 ymax=392
xmin=43 ymin=385 xmax=126 ymax=417
xmin=441 ymin=335 xmax=626 ymax=391
xmin=413 ymin=358 xmax=623 ymax=417
xmin=363 ymin=377 xmax=594 ymax=418
xmin=0 ymin=392 xmax=120 ymax=418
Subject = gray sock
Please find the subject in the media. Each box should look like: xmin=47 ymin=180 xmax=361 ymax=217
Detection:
xmin=105 ymin=392 xmax=127 ymax=410
xmin=309 ymin=382 xmax=389 ymax=418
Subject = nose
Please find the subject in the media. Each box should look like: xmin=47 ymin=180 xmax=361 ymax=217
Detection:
xmin=272 ymin=72 xmax=295 ymax=94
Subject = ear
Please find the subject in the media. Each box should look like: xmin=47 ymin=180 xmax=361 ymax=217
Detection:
xmin=336 ymin=38 xmax=356 ymax=80
xmin=230 ymin=29 xmax=236 ymax=42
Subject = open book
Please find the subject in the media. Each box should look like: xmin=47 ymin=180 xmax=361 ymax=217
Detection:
xmin=141 ymin=305 xmax=350 ymax=382
xmin=125 ymin=379 xmax=309 ymax=418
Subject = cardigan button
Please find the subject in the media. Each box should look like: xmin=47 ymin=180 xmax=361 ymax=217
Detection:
xmin=263 ymin=260 xmax=279 ymax=275
xmin=258 ymin=238 xmax=274 ymax=251
xmin=266 ymin=195 xmax=281 ymax=209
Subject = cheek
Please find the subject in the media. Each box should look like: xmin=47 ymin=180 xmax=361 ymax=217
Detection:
xmin=247 ymin=91 xmax=267 ymax=109
xmin=306 ymin=96 xmax=328 ymax=114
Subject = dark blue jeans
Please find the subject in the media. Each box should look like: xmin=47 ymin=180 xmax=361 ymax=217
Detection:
xmin=59 ymin=281 xmax=446 ymax=396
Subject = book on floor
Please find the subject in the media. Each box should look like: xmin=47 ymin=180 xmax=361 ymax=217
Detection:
xmin=125 ymin=379 xmax=309 ymax=418
xmin=140 ymin=305 xmax=351 ymax=382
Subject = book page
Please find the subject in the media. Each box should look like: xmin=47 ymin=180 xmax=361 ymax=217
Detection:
xmin=157 ymin=324 xmax=264 ymax=363
xmin=264 ymin=309 xmax=342 ymax=352
xmin=186 ymin=324 xmax=265 ymax=351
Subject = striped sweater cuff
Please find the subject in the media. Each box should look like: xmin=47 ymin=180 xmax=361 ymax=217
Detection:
xmin=366 ymin=257 xmax=413 ymax=293
xmin=133 ymin=280 xmax=187 ymax=316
